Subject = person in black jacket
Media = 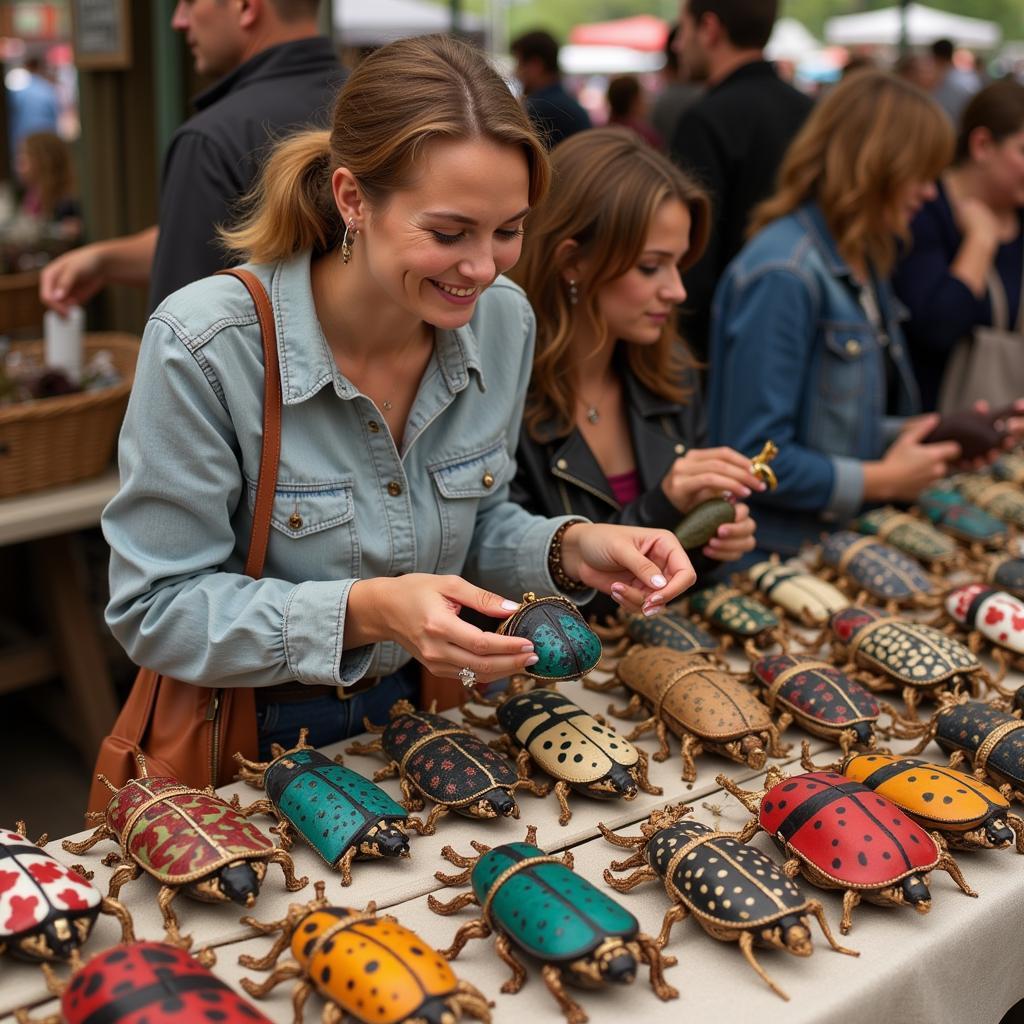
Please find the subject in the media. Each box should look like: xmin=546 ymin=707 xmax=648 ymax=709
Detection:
xmin=509 ymin=128 xmax=761 ymax=620
xmin=40 ymin=0 xmax=343 ymax=315
xmin=670 ymin=0 xmax=812 ymax=359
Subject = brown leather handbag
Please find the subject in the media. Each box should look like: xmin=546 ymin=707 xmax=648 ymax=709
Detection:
xmin=87 ymin=268 xmax=281 ymax=815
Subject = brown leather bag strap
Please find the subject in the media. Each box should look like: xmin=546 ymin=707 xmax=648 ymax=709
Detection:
xmin=216 ymin=268 xmax=282 ymax=580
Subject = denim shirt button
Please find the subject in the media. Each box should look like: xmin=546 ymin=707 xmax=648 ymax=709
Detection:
xmin=288 ymin=512 xmax=303 ymax=530
xmin=482 ymin=471 xmax=495 ymax=489
xmin=387 ymin=481 xmax=403 ymax=497
xmin=367 ymin=420 xmax=380 ymax=433
xmin=845 ymin=338 xmax=862 ymax=356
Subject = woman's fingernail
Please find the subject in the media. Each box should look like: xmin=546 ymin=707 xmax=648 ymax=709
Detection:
xmin=651 ymin=574 xmax=667 ymax=589
xmin=649 ymin=592 xmax=664 ymax=604
xmin=611 ymin=591 xmax=624 ymax=604
xmin=501 ymin=599 xmax=519 ymax=611
xmin=741 ymin=486 xmax=752 ymax=496
xmin=521 ymin=643 xmax=534 ymax=653
xmin=643 ymin=604 xmax=659 ymax=617
xmin=525 ymin=655 xmax=539 ymax=666
xmin=611 ymin=582 xmax=625 ymax=594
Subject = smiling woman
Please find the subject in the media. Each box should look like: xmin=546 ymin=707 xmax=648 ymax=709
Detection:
xmin=100 ymin=35 xmax=698 ymax=765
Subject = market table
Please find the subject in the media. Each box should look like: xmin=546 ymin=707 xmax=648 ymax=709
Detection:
xmin=4 ymin=651 xmax=1023 ymax=1024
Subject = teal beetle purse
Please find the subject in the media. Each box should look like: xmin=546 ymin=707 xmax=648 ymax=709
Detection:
xmin=497 ymin=593 xmax=602 ymax=681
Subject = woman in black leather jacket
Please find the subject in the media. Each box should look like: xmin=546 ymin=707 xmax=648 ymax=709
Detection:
xmin=509 ymin=128 xmax=761 ymax=619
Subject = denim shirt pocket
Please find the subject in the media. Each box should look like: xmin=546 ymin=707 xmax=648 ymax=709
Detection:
xmin=428 ymin=437 xmax=510 ymax=573
xmin=810 ymin=324 xmax=879 ymax=457
xmin=246 ymin=476 xmax=360 ymax=579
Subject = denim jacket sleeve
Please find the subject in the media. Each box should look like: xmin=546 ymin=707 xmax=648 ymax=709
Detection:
xmin=709 ymin=264 xmax=865 ymax=521
xmin=102 ymin=315 xmax=362 ymax=688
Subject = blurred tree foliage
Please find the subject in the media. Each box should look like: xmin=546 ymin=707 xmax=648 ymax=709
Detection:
xmin=490 ymin=0 xmax=1023 ymax=47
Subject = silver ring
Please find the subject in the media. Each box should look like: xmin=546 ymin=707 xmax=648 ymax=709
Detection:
xmin=459 ymin=667 xmax=477 ymax=689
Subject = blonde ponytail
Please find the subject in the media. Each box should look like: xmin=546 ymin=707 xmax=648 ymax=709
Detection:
xmin=220 ymin=129 xmax=338 ymax=263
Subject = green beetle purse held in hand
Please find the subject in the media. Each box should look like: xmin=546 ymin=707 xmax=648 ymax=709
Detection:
xmin=497 ymin=593 xmax=602 ymax=681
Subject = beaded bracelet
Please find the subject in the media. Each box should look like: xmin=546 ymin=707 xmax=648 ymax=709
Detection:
xmin=548 ymin=519 xmax=589 ymax=594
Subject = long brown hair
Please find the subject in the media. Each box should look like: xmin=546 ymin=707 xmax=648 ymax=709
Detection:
xmin=510 ymin=127 xmax=710 ymax=440
xmin=957 ymin=79 xmax=1024 ymax=163
xmin=21 ymin=132 xmax=75 ymax=219
xmin=222 ymin=35 xmax=549 ymax=262
xmin=750 ymin=71 xmax=953 ymax=275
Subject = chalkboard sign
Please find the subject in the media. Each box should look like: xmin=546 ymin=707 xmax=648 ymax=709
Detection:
xmin=71 ymin=0 xmax=132 ymax=70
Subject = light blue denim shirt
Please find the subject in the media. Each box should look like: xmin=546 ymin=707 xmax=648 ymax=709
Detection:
xmin=102 ymin=251 xmax=588 ymax=689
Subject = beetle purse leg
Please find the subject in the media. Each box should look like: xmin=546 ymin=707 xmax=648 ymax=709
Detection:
xmin=336 ymin=846 xmax=357 ymax=887
xmin=655 ymin=902 xmax=689 ymax=948
xmin=399 ymin=775 xmax=425 ymax=811
xmin=678 ymin=734 xmax=703 ymax=783
xmin=603 ymin=864 xmax=656 ymax=892
xmin=320 ymin=999 xmax=344 ymax=1024
xmin=737 ymin=930 xmax=789 ymax=1002
xmin=633 ymin=750 xmax=663 ymax=795
xmin=239 ymin=919 xmax=295 ymax=971
xmin=239 ymin=959 xmax=303 ymax=999
xmin=805 ymin=900 xmax=858 ymax=957
xmin=932 ymin=843 xmax=978 ymax=898
xmin=267 ymin=848 xmax=309 ymax=892
xmin=839 ymin=890 xmax=861 ymax=935
xmin=766 ymin=720 xmax=792 ymax=757
xmin=157 ymin=885 xmax=191 ymax=949
xmin=610 ymin=694 xmax=646 ymax=721
xmin=99 ymin=895 xmax=135 ymax=943
xmin=427 ymin=891 xmax=479 ymax=916
xmin=553 ymin=781 xmax=574 ymax=826
xmin=540 ymin=964 xmax=587 ymax=1024
xmin=438 ymin=917 xmax=492 ymax=960
xmin=61 ymin=823 xmax=115 ymax=856
xmin=1005 ymin=814 xmax=1024 ymax=855
xmin=406 ymin=802 xmax=448 ymax=836
xmin=633 ymin=932 xmax=679 ymax=1000
xmin=495 ymin=932 xmax=530 ymax=994
xmin=451 ymin=979 xmax=494 ymax=1023
xmin=106 ymin=861 xmax=140 ymax=900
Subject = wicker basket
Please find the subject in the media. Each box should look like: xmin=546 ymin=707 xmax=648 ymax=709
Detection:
xmin=0 ymin=334 xmax=139 ymax=499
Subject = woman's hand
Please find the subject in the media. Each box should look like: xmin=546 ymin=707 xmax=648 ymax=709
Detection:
xmin=864 ymin=414 xmax=960 ymax=502
xmin=660 ymin=447 xmax=767 ymax=514
xmin=559 ymin=522 xmax=697 ymax=616
xmin=703 ymin=502 xmax=757 ymax=562
xmin=346 ymin=574 xmax=538 ymax=685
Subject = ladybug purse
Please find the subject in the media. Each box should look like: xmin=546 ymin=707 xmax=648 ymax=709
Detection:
xmin=497 ymin=592 xmax=602 ymax=681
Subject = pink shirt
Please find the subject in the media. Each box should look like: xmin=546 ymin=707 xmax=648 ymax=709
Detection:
xmin=606 ymin=469 xmax=641 ymax=506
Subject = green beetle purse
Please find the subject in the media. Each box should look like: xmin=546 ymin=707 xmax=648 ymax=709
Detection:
xmin=497 ymin=593 xmax=602 ymax=681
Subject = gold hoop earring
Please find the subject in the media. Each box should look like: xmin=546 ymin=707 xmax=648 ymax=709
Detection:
xmin=341 ymin=219 xmax=357 ymax=265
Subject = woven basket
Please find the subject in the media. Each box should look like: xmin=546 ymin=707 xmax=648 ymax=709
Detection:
xmin=0 ymin=334 xmax=139 ymax=499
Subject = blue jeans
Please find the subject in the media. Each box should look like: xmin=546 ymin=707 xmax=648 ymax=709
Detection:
xmin=256 ymin=665 xmax=420 ymax=760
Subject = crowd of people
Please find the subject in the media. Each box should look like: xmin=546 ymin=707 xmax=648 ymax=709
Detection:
xmin=25 ymin=0 xmax=1024 ymax=752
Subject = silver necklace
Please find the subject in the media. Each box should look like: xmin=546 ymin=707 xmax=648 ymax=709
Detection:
xmin=579 ymin=378 xmax=611 ymax=425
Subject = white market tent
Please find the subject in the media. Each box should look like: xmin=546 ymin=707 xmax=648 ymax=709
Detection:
xmin=824 ymin=4 xmax=1001 ymax=49
xmin=765 ymin=17 xmax=820 ymax=62
xmin=333 ymin=0 xmax=484 ymax=47
xmin=559 ymin=44 xmax=665 ymax=75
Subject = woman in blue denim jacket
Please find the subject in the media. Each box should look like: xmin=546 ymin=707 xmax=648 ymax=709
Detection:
xmin=707 ymin=71 xmax=963 ymax=558
xmin=101 ymin=36 xmax=697 ymax=755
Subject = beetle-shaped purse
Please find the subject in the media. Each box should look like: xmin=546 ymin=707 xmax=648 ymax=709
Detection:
xmin=427 ymin=826 xmax=677 ymax=1023
xmin=801 ymin=744 xmax=1024 ymax=854
xmin=818 ymin=531 xmax=939 ymax=609
xmin=239 ymin=883 xmax=491 ymax=1024
xmin=748 ymin=654 xmax=881 ymax=753
xmin=346 ymin=700 xmax=546 ymax=832
xmin=717 ymin=768 xmax=976 ymax=934
xmin=464 ymin=688 xmax=661 ymax=824
xmin=496 ymin=593 xmax=602 ymax=681
xmin=22 ymin=942 xmax=274 ymax=1024
xmin=853 ymin=507 xmax=960 ymax=571
xmin=600 ymin=803 xmax=855 ymax=1001
xmin=0 ymin=822 xmax=133 ymax=963
xmin=917 ymin=486 xmax=1009 ymax=552
xmin=612 ymin=646 xmax=789 ymax=782
xmin=61 ymin=755 xmax=306 ymax=947
xmin=954 ymin=473 xmax=1024 ymax=528
xmin=234 ymin=729 xmax=428 ymax=885
xmin=747 ymin=558 xmax=850 ymax=626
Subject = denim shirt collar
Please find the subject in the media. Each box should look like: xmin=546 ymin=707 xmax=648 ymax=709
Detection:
xmin=270 ymin=251 xmax=486 ymax=406
xmin=795 ymin=201 xmax=852 ymax=280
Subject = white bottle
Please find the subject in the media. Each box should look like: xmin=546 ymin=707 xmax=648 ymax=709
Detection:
xmin=43 ymin=305 xmax=85 ymax=383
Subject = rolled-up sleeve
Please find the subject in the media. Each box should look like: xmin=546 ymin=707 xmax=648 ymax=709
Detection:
xmin=103 ymin=317 xmax=364 ymax=688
